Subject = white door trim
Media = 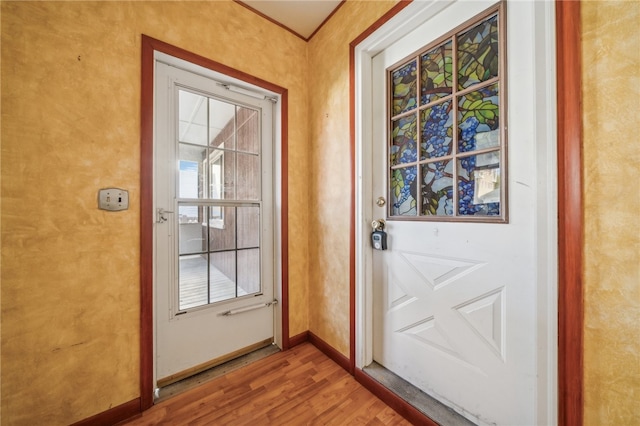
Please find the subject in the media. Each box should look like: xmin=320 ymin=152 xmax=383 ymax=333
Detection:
xmin=353 ymin=1 xmax=558 ymax=423
xmin=152 ymin=51 xmax=284 ymax=388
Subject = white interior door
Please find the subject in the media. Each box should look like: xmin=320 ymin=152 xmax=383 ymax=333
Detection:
xmin=154 ymin=61 xmax=275 ymax=385
xmin=370 ymin=2 xmax=556 ymax=425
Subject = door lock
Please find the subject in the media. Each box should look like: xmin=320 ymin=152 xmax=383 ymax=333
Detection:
xmin=376 ymin=197 xmax=386 ymax=207
xmin=371 ymin=219 xmax=387 ymax=250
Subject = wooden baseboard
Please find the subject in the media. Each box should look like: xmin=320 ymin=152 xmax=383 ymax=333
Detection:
xmin=71 ymin=398 xmax=141 ymax=426
xmin=354 ymin=369 xmax=437 ymax=426
xmin=288 ymin=331 xmax=309 ymax=347
xmin=307 ymin=331 xmax=352 ymax=373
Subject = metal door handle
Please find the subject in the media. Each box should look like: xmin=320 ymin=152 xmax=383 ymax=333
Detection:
xmin=156 ymin=208 xmax=174 ymax=223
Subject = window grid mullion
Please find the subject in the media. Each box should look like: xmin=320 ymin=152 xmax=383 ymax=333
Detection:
xmin=452 ymin=33 xmax=459 ymax=217
xmin=415 ymin=54 xmax=423 ymax=217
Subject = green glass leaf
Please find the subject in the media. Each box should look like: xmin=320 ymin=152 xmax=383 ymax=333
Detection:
xmin=478 ymin=109 xmax=496 ymax=120
xmin=444 ymin=62 xmax=453 ymax=74
xmin=395 ymin=83 xmax=410 ymax=97
xmin=469 ymin=99 xmax=483 ymax=110
xmin=461 ymin=111 xmax=475 ymax=123
xmin=466 ymin=91 xmax=483 ymax=102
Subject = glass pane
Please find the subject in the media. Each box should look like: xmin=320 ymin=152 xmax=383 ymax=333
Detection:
xmin=201 ymin=149 xmax=235 ymax=200
xmin=179 ymin=144 xmax=206 ymax=199
xmin=238 ymin=249 xmax=260 ymax=295
xmin=391 ymin=60 xmax=417 ymax=115
xmin=421 ymin=40 xmax=453 ymax=104
xmin=237 ymin=107 xmax=259 ymax=154
xmin=179 ymin=254 xmax=208 ymax=310
xmin=209 ymin=251 xmax=237 ymax=303
xmin=421 ymin=101 xmax=453 ymax=160
xmin=209 ymin=206 xmax=236 ymax=251
xmin=457 ymin=151 xmax=501 ymax=216
xmin=207 ymin=150 xmax=225 ymax=200
xmin=179 ymin=90 xmax=208 ymax=145
xmin=390 ymin=166 xmax=417 ymax=216
xmin=458 ymin=14 xmax=499 ymax=90
xmin=390 ymin=115 xmax=417 ymax=166
xmin=237 ymin=206 xmax=260 ymax=249
xmin=237 ymin=153 xmax=260 ymax=200
xmin=422 ymin=160 xmax=453 ymax=216
xmin=179 ymin=205 xmax=206 ymax=255
xmin=209 ymin=98 xmax=235 ymax=149
xmin=458 ymin=83 xmax=500 ymax=153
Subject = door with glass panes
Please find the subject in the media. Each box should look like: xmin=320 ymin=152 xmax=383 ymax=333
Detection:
xmin=154 ymin=61 xmax=275 ymax=385
xmin=370 ymin=1 xmax=556 ymax=424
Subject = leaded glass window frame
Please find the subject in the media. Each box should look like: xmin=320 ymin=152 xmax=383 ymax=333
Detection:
xmin=386 ymin=3 xmax=508 ymax=223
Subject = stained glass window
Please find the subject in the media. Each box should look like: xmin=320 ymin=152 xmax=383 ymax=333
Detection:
xmin=388 ymin=5 xmax=505 ymax=221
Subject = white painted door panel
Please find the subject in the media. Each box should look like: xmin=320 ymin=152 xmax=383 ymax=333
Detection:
xmin=371 ymin=1 xmax=553 ymax=425
xmin=155 ymin=62 xmax=275 ymax=383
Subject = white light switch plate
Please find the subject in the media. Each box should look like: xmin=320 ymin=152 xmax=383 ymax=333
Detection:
xmin=98 ymin=188 xmax=129 ymax=211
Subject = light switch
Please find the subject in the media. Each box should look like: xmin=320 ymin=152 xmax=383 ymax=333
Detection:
xmin=98 ymin=188 xmax=129 ymax=211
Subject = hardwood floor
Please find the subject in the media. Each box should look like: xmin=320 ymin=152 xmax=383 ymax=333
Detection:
xmin=122 ymin=343 xmax=411 ymax=425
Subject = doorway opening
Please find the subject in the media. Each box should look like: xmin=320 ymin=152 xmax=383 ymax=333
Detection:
xmin=140 ymin=35 xmax=290 ymax=409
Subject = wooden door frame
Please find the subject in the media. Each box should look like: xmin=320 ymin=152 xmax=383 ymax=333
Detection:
xmin=139 ymin=35 xmax=290 ymax=410
xmin=348 ymin=1 xmax=583 ymax=425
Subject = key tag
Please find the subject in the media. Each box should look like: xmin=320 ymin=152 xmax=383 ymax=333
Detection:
xmin=371 ymin=219 xmax=388 ymax=250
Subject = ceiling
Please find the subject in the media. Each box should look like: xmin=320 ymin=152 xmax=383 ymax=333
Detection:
xmin=238 ymin=0 xmax=343 ymax=39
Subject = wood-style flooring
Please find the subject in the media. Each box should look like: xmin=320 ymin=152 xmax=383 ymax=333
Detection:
xmin=122 ymin=343 xmax=411 ymax=425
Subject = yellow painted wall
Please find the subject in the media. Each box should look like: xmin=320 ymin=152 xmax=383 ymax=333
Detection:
xmin=2 ymin=0 xmax=639 ymax=424
xmin=582 ymin=1 xmax=640 ymax=424
xmin=307 ymin=0 xmax=398 ymax=357
xmin=0 ymin=1 xmax=308 ymax=424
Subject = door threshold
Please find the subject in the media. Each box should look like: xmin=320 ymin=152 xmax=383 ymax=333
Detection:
xmin=155 ymin=344 xmax=280 ymax=403
xmin=362 ymin=362 xmax=477 ymax=426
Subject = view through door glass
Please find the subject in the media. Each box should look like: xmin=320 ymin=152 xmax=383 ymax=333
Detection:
xmin=177 ymin=90 xmax=262 ymax=311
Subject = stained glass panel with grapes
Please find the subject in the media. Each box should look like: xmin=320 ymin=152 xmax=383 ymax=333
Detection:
xmin=458 ymin=14 xmax=499 ymax=90
xmin=457 ymin=152 xmax=500 ymax=216
xmin=391 ymin=115 xmax=417 ymax=166
xmin=421 ymin=41 xmax=453 ymax=105
xmin=391 ymin=60 xmax=417 ymax=115
xmin=422 ymin=161 xmax=453 ymax=216
xmin=390 ymin=166 xmax=417 ymax=216
xmin=387 ymin=7 xmax=505 ymax=221
xmin=421 ymin=101 xmax=453 ymax=160
xmin=458 ymin=83 xmax=500 ymax=153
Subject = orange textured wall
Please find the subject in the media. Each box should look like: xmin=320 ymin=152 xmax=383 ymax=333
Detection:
xmin=0 ymin=1 xmax=308 ymax=424
xmin=306 ymin=0 xmax=398 ymax=356
xmin=582 ymin=1 xmax=640 ymax=424
xmin=3 ymin=0 xmax=638 ymax=424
